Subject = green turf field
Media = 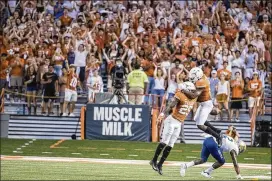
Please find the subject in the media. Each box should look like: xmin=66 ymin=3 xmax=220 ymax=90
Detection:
xmin=1 ymin=159 xmax=271 ymax=180
xmin=0 ymin=138 xmax=271 ymax=164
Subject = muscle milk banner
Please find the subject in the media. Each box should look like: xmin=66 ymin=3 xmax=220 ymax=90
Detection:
xmin=86 ymin=104 xmax=151 ymax=141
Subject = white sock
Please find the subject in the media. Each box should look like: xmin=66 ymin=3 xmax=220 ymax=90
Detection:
xmin=185 ymin=161 xmax=195 ymax=169
xmin=204 ymin=167 xmax=214 ymax=174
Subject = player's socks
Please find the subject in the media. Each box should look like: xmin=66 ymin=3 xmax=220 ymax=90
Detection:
xmin=204 ymin=166 xmax=214 ymax=174
xmin=204 ymin=127 xmax=220 ymax=139
xmin=185 ymin=161 xmax=195 ymax=169
xmin=158 ymin=145 xmax=172 ymax=166
xmin=152 ymin=143 xmax=166 ymax=162
xmin=204 ymin=121 xmax=221 ymax=134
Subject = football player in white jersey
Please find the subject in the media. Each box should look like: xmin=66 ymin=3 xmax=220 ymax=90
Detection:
xmin=180 ymin=134 xmax=246 ymax=179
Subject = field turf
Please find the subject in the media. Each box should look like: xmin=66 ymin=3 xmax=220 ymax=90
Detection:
xmin=1 ymin=138 xmax=271 ymax=180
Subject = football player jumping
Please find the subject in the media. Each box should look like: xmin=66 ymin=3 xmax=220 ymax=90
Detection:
xmin=181 ymin=67 xmax=223 ymax=146
xmin=180 ymin=134 xmax=246 ymax=179
xmin=150 ymin=82 xmax=197 ymax=175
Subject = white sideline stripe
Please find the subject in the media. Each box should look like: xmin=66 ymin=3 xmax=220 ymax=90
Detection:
xmin=12 ymin=151 xmax=23 ymax=153
xmin=244 ymin=158 xmax=254 ymax=160
xmin=16 ymin=148 xmax=21 ymax=150
xmin=42 ymin=152 xmax=52 ymax=154
xmin=243 ymin=176 xmax=271 ymax=179
xmin=186 ymin=156 xmax=197 ymax=159
xmin=71 ymin=153 xmax=81 ymax=155
xmin=21 ymin=145 xmax=26 ymax=148
xmin=100 ymin=154 xmax=109 ymax=156
xmin=1 ymin=155 xmax=271 ymax=170
xmin=128 ymin=155 xmax=138 ymax=157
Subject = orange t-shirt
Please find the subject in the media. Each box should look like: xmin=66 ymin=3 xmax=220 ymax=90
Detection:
xmin=0 ymin=60 xmax=9 ymax=79
xmin=217 ymin=68 xmax=231 ymax=81
xmin=60 ymin=15 xmax=72 ymax=26
xmin=248 ymin=79 xmax=262 ymax=98
xmin=196 ymin=75 xmax=211 ymax=102
xmin=10 ymin=58 xmax=25 ymax=76
xmin=66 ymin=72 xmax=79 ymax=91
xmin=141 ymin=59 xmax=154 ymax=77
xmin=172 ymin=91 xmax=197 ymax=122
xmin=231 ymin=80 xmax=244 ymax=98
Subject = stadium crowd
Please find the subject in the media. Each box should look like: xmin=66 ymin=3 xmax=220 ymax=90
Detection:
xmin=0 ymin=0 xmax=271 ymax=120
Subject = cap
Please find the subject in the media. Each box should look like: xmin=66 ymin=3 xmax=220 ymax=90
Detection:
xmin=211 ymin=70 xmax=217 ymax=74
xmin=253 ymin=71 xmax=259 ymax=75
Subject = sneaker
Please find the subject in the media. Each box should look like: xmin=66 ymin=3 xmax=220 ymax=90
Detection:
xmin=62 ymin=113 xmax=68 ymax=117
xmin=235 ymin=118 xmax=240 ymax=122
xmin=69 ymin=113 xmax=75 ymax=117
xmin=201 ymin=171 xmax=213 ymax=178
xmin=149 ymin=160 xmax=158 ymax=171
xmin=180 ymin=163 xmax=186 ymax=177
xmin=41 ymin=112 xmax=46 ymax=116
xmin=157 ymin=164 xmax=163 ymax=175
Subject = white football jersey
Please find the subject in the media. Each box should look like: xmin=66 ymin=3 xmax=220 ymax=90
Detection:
xmin=220 ymin=135 xmax=239 ymax=155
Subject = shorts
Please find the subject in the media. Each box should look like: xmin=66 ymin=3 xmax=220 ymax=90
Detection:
xmin=27 ymin=86 xmax=37 ymax=92
xmin=248 ymin=96 xmax=260 ymax=108
xmin=216 ymin=94 xmax=228 ymax=103
xmin=230 ymin=98 xmax=242 ymax=109
xmin=65 ymin=88 xmax=77 ymax=102
xmin=160 ymin=115 xmax=182 ymax=148
xmin=76 ymin=67 xmax=85 ymax=82
xmin=201 ymin=137 xmax=225 ymax=164
xmin=0 ymin=79 xmax=7 ymax=90
xmin=10 ymin=76 xmax=23 ymax=87
xmin=59 ymin=91 xmax=65 ymax=103
xmin=194 ymin=100 xmax=213 ymax=125
xmin=43 ymin=89 xmax=56 ymax=103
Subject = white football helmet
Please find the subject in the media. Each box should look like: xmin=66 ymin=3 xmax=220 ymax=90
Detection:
xmin=238 ymin=140 xmax=246 ymax=154
xmin=178 ymin=81 xmax=196 ymax=92
xmin=188 ymin=67 xmax=203 ymax=83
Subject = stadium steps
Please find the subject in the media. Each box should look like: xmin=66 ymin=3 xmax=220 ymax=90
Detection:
xmin=8 ymin=115 xmax=81 ymax=140
xmin=181 ymin=121 xmax=252 ymax=145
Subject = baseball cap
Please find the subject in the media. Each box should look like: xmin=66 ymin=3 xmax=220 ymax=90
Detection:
xmin=253 ymin=71 xmax=259 ymax=75
xmin=211 ymin=70 xmax=217 ymax=74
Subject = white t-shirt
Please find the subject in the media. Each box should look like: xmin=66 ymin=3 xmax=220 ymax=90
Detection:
xmin=217 ymin=81 xmax=229 ymax=95
xmin=74 ymin=50 xmax=88 ymax=67
xmin=87 ymin=75 xmax=103 ymax=92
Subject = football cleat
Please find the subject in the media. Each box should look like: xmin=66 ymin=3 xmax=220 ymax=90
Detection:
xmin=201 ymin=171 xmax=213 ymax=178
xmin=157 ymin=164 xmax=163 ymax=175
xmin=180 ymin=163 xmax=186 ymax=177
xmin=149 ymin=160 xmax=158 ymax=171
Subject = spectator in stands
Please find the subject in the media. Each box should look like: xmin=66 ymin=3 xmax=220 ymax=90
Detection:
xmin=24 ymin=66 xmax=38 ymax=115
xmin=209 ymin=69 xmax=220 ymax=103
xmin=58 ymin=67 xmax=68 ymax=116
xmin=153 ymin=63 xmax=167 ymax=107
xmin=0 ymin=53 xmax=9 ymax=94
xmin=244 ymin=44 xmax=258 ymax=79
xmin=248 ymin=72 xmax=263 ymax=119
xmin=230 ymin=72 xmax=244 ymax=122
xmin=127 ymin=60 xmax=148 ymax=105
xmin=9 ymin=51 xmax=25 ymax=102
xmin=217 ymin=61 xmax=231 ymax=81
xmin=63 ymin=64 xmax=80 ymax=117
xmin=216 ymin=73 xmax=231 ymax=121
xmin=86 ymin=68 xmax=103 ymax=103
xmin=41 ymin=64 xmax=58 ymax=116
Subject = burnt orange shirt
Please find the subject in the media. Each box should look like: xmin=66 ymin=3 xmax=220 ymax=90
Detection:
xmin=60 ymin=15 xmax=72 ymax=26
xmin=10 ymin=58 xmax=25 ymax=76
xmin=217 ymin=68 xmax=231 ymax=81
xmin=248 ymin=79 xmax=262 ymax=98
xmin=141 ymin=59 xmax=154 ymax=77
xmin=0 ymin=60 xmax=9 ymax=79
xmin=231 ymin=80 xmax=244 ymax=98
xmin=196 ymin=75 xmax=211 ymax=102
xmin=66 ymin=72 xmax=78 ymax=91
xmin=172 ymin=91 xmax=197 ymax=122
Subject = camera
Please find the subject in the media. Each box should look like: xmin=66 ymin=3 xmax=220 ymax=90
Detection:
xmin=112 ymin=61 xmax=125 ymax=89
